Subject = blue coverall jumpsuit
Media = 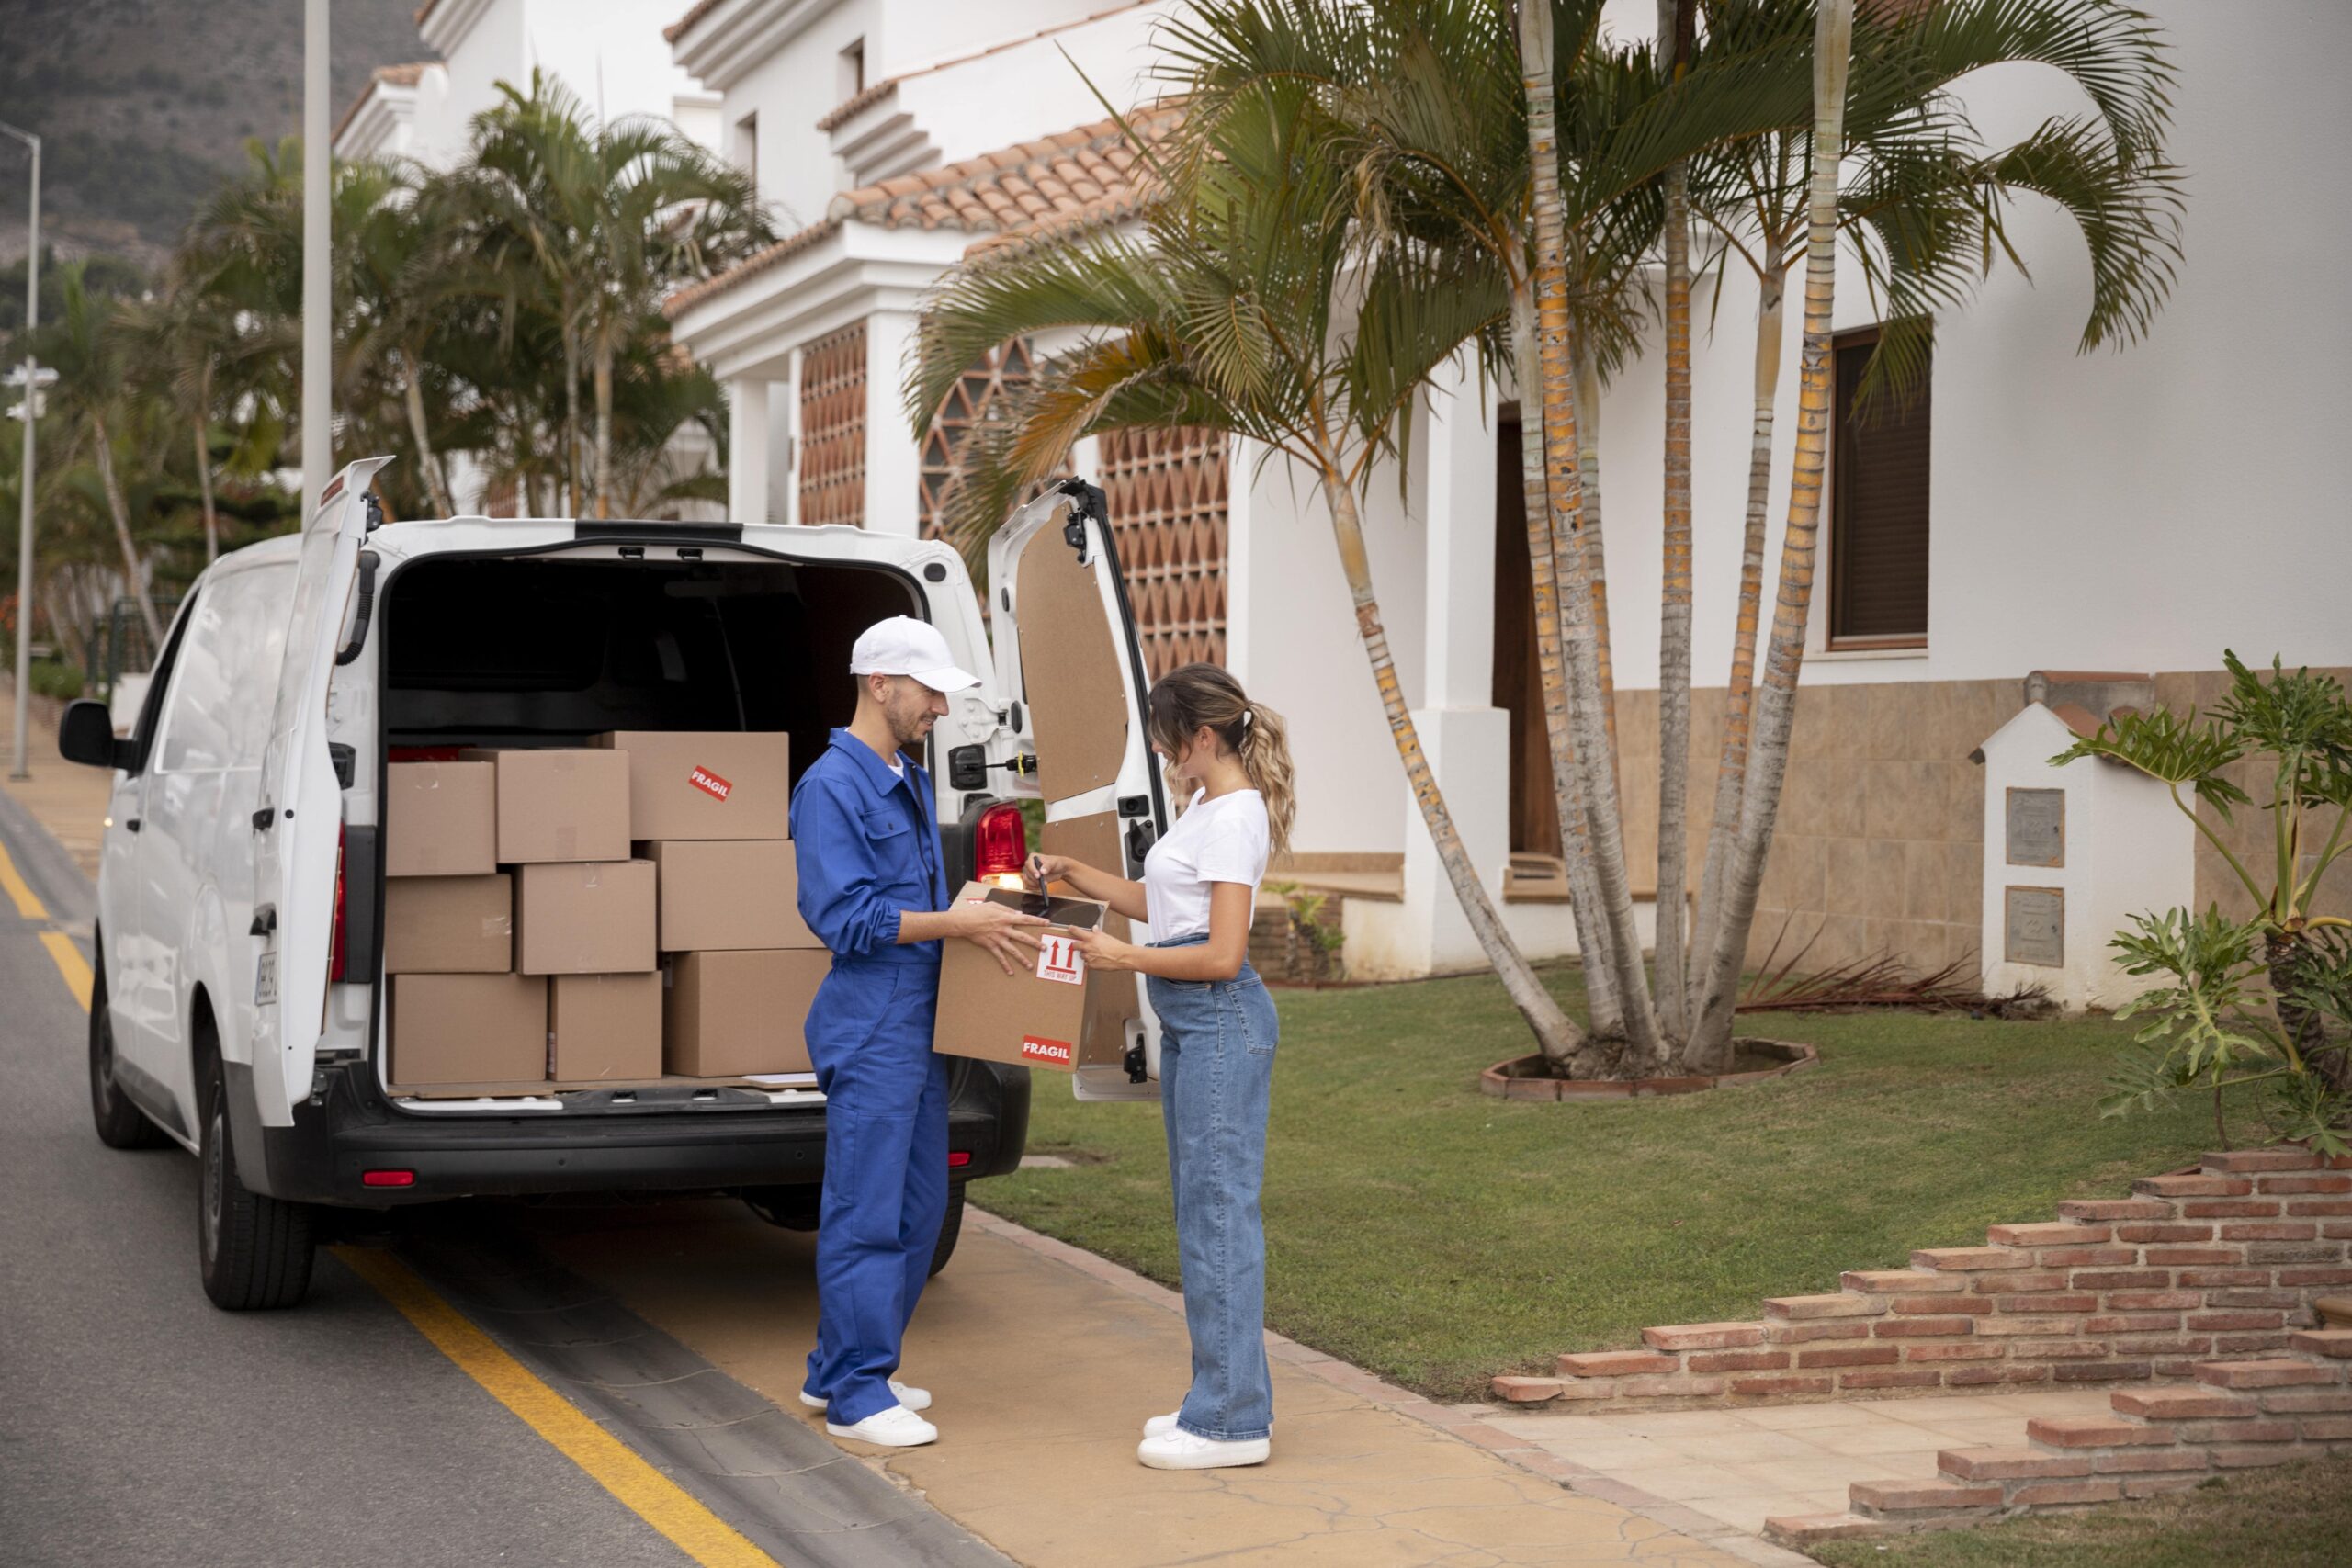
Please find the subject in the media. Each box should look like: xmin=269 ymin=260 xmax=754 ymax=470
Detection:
xmin=791 ymin=728 xmax=954 ymax=1426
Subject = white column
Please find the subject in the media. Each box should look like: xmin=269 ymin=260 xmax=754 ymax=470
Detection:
xmin=1398 ymin=362 xmax=1512 ymax=974
xmin=775 ymin=348 xmax=801 ymax=525
xmin=728 ymin=376 xmax=771 ymax=525
xmin=862 ymin=310 xmax=922 ymax=535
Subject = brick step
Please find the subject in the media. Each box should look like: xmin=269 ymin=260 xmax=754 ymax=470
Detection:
xmin=1642 ymin=1321 xmax=1764 ymax=1351
xmin=1764 ymin=1292 xmax=1883 ymax=1320
xmin=1849 ymin=1479 xmax=2002 ymax=1519
xmin=1986 ymin=1221 xmax=2111 ymax=1248
xmin=1555 ymin=1349 xmax=1677 ymax=1378
xmin=1939 ymin=1445 xmax=2096 ymax=1481
xmin=2290 ymin=1329 xmax=2352 ymax=1359
xmin=2110 ymin=1388 xmax=2257 ymax=1420
xmin=1762 ymin=1512 xmax=1894 ymax=1549
xmin=2201 ymin=1148 xmax=2323 ymax=1175
xmin=2057 ymin=1198 xmax=2174 ymax=1222
xmin=2026 ymin=1416 xmax=2176 ymax=1450
xmin=2195 ymin=1358 xmax=2344 ymax=1390
xmin=1911 ymin=1247 xmax=2031 ymax=1273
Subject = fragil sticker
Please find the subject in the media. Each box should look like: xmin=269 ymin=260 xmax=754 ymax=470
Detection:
xmin=1035 ymin=932 xmax=1086 ymax=986
xmin=1021 ymin=1035 xmax=1074 ymax=1066
xmin=688 ymin=764 xmax=733 ymax=802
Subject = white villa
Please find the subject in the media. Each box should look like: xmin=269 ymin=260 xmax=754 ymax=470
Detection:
xmin=351 ymin=0 xmax=2352 ymax=992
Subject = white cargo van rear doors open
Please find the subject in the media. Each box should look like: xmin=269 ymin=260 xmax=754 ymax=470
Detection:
xmin=250 ymin=457 xmax=390 ymax=1123
xmin=988 ymin=480 xmax=1171 ymax=1103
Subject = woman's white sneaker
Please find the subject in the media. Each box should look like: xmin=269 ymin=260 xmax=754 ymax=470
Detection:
xmin=800 ymin=1380 xmax=932 ymax=1413
xmin=826 ymin=1405 xmax=939 ymax=1447
xmin=1137 ymin=1429 xmax=1270 ymax=1470
xmin=1142 ymin=1411 xmax=1182 ymax=1438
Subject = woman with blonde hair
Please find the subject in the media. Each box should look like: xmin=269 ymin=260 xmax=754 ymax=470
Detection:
xmin=1023 ymin=661 xmax=1296 ymax=1471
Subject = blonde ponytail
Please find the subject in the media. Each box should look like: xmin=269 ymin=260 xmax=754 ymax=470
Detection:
xmin=1147 ymin=662 xmax=1296 ymax=856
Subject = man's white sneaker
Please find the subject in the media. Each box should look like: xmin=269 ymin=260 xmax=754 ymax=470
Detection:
xmin=826 ymin=1405 xmax=939 ymax=1447
xmin=1142 ymin=1411 xmax=1182 ymax=1438
xmin=800 ymin=1380 xmax=933 ymax=1413
xmin=1137 ymin=1429 xmax=1270 ymax=1471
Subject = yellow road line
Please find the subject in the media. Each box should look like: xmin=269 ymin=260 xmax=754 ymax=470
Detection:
xmin=333 ymin=1247 xmax=784 ymax=1568
xmin=40 ymin=931 xmax=92 ymax=1010
xmin=0 ymin=835 xmax=47 ymax=919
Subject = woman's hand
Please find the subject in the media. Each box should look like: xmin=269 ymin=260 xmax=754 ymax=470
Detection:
xmin=1023 ymin=853 xmax=1083 ymax=891
xmin=1064 ymin=925 xmax=1142 ymax=973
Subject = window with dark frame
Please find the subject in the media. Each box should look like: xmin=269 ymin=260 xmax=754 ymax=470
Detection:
xmin=1827 ymin=326 xmax=1931 ymax=648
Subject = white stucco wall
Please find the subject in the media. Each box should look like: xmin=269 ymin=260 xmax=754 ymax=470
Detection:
xmin=713 ymin=0 xmax=879 ymax=231
xmin=1587 ymin=0 xmax=2352 ymax=694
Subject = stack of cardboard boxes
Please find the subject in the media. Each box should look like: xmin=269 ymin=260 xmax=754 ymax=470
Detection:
xmin=383 ymin=733 xmax=822 ymax=1092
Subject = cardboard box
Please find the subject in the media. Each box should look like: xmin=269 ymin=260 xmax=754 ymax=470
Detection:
xmin=664 ymin=950 xmax=826 ymax=1077
xmin=549 ymin=973 xmax=663 ymax=1081
xmin=933 ymin=881 xmax=1124 ymax=1074
xmin=642 ymin=840 xmax=821 ymax=952
xmin=384 ymin=874 xmax=512 ymax=974
xmin=385 ymin=762 xmax=497 ymax=877
xmin=458 ymin=748 xmax=630 ymax=863
xmin=390 ymin=973 xmax=548 ymax=1088
xmin=594 ymin=731 xmax=790 ymax=842
xmin=514 ymin=860 xmax=657 ymax=975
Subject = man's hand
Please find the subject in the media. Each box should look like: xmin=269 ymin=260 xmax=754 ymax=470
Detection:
xmin=944 ymin=897 xmax=1050 ymax=976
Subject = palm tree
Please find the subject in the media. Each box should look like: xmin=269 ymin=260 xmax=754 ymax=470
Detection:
xmin=40 ymin=264 xmax=163 ymax=644
xmin=118 ymin=261 xmax=241 ymax=564
xmin=337 ymin=158 xmax=466 ymax=518
xmin=454 ymin=73 xmax=774 ymax=517
xmin=915 ymin=78 xmax=1593 ymax=1061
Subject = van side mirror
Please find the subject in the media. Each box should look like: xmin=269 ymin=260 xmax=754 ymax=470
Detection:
xmin=58 ymin=700 xmax=130 ymax=771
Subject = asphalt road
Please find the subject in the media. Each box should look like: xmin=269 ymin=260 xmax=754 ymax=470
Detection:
xmin=0 ymin=784 xmax=1012 ymax=1568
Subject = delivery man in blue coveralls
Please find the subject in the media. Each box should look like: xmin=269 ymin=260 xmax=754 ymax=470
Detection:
xmin=792 ymin=615 xmax=1046 ymax=1449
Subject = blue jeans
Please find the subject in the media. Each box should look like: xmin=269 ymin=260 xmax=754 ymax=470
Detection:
xmin=802 ymin=958 xmax=952 ymax=1427
xmin=1147 ymin=934 xmax=1279 ymax=1442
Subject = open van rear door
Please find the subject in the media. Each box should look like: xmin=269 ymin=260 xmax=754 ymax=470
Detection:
xmin=988 ymin=479 xmax=1170 ymax=1103
xmin=251 ymin=457 xmax=390 ymax=1122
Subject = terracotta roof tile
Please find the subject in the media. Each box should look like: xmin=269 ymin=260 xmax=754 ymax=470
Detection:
xmin=814 ymin=81 xmax=897 ymax=134
xmin=662 ymin=217 xmax=845 ymax=320
xmin=664 ymin=0 xmax=725 ymax=46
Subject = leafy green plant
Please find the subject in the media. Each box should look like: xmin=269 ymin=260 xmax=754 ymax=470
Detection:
xmin=2058 ymin=652 xmax=2352 ymax=1148
xmin=1264 ymin=880 xmax=1346 ymax=984
xmin=28 ymin=659 xmax=85 ymax=703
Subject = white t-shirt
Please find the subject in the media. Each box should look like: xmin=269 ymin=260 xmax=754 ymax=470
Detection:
xmin=1144 ymin=788 xmax=1271 ymax=942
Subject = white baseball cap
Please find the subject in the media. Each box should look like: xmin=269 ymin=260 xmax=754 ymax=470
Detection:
xmin=849 ymin=615 xmax=980 ymax=694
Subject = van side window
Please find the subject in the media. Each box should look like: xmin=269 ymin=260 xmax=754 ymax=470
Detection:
xmin=123 ymin=596 xmax=199 ymax=775
xmin=153 ymin=566 xmax=299 ymax=774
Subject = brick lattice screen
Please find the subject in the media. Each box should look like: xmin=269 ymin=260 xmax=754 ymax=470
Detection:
xmin=1098 ymin=425 xmax=1229 ymax=678
xmin=797 ymin=321 xmax=867 ymax=528
xmin=919 ymin=338 xmax=1037 ymax=545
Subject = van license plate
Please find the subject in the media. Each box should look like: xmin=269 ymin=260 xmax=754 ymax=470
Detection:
xmin=254 ymin=952 xmax=278 ymax=1008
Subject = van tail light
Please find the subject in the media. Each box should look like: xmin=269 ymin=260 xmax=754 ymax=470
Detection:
xmin=330 ymin=822 xmax=349 ymax=982
xmin=947 ymin=1151 xmax=973 ymax=1169
xmin=973 ymin=802 xmax=1028 ymax=888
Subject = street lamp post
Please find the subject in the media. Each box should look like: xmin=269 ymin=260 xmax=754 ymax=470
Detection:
xmin=2 ymin=120 xmax=40 ymax=783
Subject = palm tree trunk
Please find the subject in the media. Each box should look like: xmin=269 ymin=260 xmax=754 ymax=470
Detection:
xmin=1521 ymin=0 xmax=1662 ymax=1060
xmin=1569 ymin=338 xmax=1619 ymax=760
xmin=563 ymin=329 xmax=583 ymax=513
xmin=1323 ymin=461 xmax=1585 ymax=1062
xmin=1654 ymin=0 xmax=1698 ymax=1047
xmin=194 ymin=363 xmax=219 ymax=565
xmin=402 ymin=364 xmax=457 ymax=519
xmin=1692 ymin=0 xmax=1856 ymax=1057
xmin=1511 ymin=291 xmax=1623 ymax=1042
xmin=593 ymin=342 xmax=616 ymax=519
xmin=90 ymin=416 xmax=163 ymax=646
xmin=1690 ymin=254 xmax=1786 ymax=1038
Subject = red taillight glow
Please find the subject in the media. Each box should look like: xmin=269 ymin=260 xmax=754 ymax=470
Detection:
xmin=361 ymin=1168 xmax=414 ymax=1187
xmin=974 ymin=802 xmax=1028 ymax=883
xmin=329 ymin=821 xmax=349 ymax=982
xmin=947 ymin=1151 xmax=973 ymax=1168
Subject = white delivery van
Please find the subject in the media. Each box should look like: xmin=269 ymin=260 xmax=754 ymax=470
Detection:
xmin=59 ymin=459 xmax=1168 ymax=1309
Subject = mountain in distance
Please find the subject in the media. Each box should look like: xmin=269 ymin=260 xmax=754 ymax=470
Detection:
xmin=0 ymin=0 xmax=433 ymax=266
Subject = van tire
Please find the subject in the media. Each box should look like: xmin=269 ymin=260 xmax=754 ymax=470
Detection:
xmin=928 ymin=1184 xmax=966 ymax=1277
xmin=198 ymin=1069 xmax=315 ymax=1310
xmin=89 ymin=947 xmax=165 ymax=1150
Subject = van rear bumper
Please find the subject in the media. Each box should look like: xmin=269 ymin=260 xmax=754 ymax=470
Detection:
xmin=226 ymin=1057 xmax=1031 ymax=1207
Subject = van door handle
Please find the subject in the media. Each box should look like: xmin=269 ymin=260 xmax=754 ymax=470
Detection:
xmin=123 ymin=818 xmax=141 ymax=833
xmin=250 ymin=904 xmax=277 ymax=936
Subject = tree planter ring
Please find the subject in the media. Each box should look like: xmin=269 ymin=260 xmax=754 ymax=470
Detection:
xmin=1479 ymin=1038 xmax=1819 ymax=1101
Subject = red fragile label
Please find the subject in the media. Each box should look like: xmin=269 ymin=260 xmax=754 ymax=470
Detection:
xmin=688 ymin=765 xmax=732 ymax=802
xmin=1021 ymin=1036 xmax=1074 ymax=1066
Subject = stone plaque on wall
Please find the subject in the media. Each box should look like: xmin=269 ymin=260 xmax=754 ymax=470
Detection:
xmin=2005 ymin=886 xmax=2064 ymax=968
xmin=2006 ymin=787 xmax=2065 ymax=868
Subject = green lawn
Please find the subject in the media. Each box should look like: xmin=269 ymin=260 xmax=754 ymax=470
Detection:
xmin=972 ymin=965 xmax=2261 ymax=1403
xmin=1811 ymin=1456 xmax=2352 ymax=1568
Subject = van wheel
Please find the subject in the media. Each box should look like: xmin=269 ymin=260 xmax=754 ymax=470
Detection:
xmin=928 ymin=1185 xmax=967 ymax=1277
xmin=89 ymin=952 xmax=164 ymax=1149
xmin=198 ymin=1070 xmax=315 ymax=1310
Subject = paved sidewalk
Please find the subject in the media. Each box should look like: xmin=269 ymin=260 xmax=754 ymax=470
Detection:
xmin=0 ymin=677 xmax=108 ymax=880
xmin=527 ymin=1196 xmax=1767 ymax=1567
